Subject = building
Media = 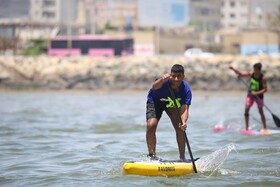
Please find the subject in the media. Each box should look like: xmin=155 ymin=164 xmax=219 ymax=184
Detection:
xmin=30 ymin=0 xmax=61 ymax=24
xmin=221 ymin=0 xmax=248 ymax=28
xmin=0 ymin=0 xmax=30 ymax=38
xmin=240 ymin=29 xmax=279 ymax=55
xmin=29 ymin=0 xmax=137 ymax=34
xmin=219 ymin=28 xmax=279 ymax=54
xmin=189 ymin=0 xmax=221 ymax=31
xmin=0 ymin=0 xmax=30 ymax=19
xmin=85 ymin=0 xmax=137 ymax=33
xmin=221 ymin=0 xmax=280 ymax=29
xmin=1 ymin=0 xmax=280 ymax=55
xmin=248 ymin=0 xmax=280 ymax=28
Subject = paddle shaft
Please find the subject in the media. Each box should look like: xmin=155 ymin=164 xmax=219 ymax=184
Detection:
xmin=237 ymin=76 xmax=280 ymax=127
xmin=168 ymin=83 xmax=197 ymax=173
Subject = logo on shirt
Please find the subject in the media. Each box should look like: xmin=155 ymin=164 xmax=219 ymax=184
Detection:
xmin=160 ymin=97 xmax=181 ymax=108
xmin=250 ymin=78 xmax=259 ymax=91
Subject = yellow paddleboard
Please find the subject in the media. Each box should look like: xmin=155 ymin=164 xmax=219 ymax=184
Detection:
xmin=123 ymin=160 xmax=198 ymax=177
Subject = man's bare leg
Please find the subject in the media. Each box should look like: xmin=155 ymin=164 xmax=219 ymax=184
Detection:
xmin=146 ymin=118 xmax=158 ymax=155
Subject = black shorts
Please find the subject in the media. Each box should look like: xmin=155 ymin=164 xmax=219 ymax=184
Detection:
xmin=146 ymin=102 xmax=164 ymax=121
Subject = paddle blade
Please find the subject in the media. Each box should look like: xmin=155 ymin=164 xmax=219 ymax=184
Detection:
xmin=272 ymin=113 xmax=280 ymax=128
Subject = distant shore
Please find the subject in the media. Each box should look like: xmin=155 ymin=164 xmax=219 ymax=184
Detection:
xmin=1 ymin=89 xmax=279 ymax=98
xmin=0 ymin=54 xmax=279 ymax=91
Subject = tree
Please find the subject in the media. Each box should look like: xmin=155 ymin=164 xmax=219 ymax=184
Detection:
xmin=21 ymin=39 xmax=48 ymax=56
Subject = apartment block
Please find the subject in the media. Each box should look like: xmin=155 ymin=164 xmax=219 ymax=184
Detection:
xmin=86 ymin=0 xmax=137 ymax=33
xmin=30 ymin=0 xmax=62 ymax=24
xmin=0 ymin=0 xmax=30 ymax=19
xmin=221 ymin=0 xmax=280 ymax=28
xmin=189 ymin=0 xmax=222 ymax=30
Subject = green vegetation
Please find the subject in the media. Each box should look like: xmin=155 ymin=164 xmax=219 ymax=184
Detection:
xmin=21 ymin=39 xmax=48 ymax=56
xmin=96 ymin=21 xmax=118 ymax=34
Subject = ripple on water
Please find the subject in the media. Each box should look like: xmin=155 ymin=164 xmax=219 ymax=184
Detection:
xmin=1 ymin=92 xmax=280 ymax=187
xmin=90 ymin=123 xmax=145 ymax=134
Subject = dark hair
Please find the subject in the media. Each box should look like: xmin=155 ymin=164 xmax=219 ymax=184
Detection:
xmin=171 ymin=64 xmax=184 ymax=74
xmin=253 ymin=62 xmax=262 ymax=71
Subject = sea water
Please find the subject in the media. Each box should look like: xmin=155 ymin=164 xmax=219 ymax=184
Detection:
xmin=0 ymin=90 xmax=279 ymax=187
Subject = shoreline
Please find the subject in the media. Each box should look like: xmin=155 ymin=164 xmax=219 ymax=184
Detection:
xmin=1 ymin=89 xmax=279 ymax=97
xmin=1 ymin=55 xmax=279 ymax=91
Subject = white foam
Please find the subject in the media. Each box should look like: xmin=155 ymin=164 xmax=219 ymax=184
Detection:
xmin=196 ymin=143 xmax=237 ymax=175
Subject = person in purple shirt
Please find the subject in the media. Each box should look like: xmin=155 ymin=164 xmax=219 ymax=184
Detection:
xmin=146 ymin=64 xmax=192 ymax=162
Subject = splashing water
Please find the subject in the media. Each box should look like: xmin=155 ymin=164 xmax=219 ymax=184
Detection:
xmin=196 ymin=143 xmax=237 ymax=175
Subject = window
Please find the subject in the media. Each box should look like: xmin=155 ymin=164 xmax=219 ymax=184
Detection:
xmin=240 ymin=1 xmax=247 ymax=6
xmin=51 ymin=40 xmax=68 ymax=48
xmin=201 ymin=8 xmax=209 ymax=15
xmin=43 ymin=0 xmax=55 ymax=7
xmin=240 ymin=13 xmax=247 ymax=18
xmin=43 ymin=11 xmax=55 ymax=18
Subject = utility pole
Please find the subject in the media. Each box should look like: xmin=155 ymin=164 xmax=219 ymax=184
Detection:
xmin=248 ymin=0 xmax=252 ymax=27
xmin=156 ymin=1 xmax=160 ymax=55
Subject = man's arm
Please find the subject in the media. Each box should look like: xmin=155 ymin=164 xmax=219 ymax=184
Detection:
xmin=180 ymin=104 xmax=189 ymax=131
xmin=229 ymin=66 xmax=251 ymax=77
xmin=152 ymin=73 xmax=171 ymax=90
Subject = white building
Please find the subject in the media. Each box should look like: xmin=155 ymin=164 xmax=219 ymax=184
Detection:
xmin=221 ymin=0 xmax=280 ymax=28
xmin=189 ymin=0 xmax=221 ymax=31
xmin=29 ymin=0 xmax=80 ymax=25
xmin=0 ymin=0 xmax=30 ymax=19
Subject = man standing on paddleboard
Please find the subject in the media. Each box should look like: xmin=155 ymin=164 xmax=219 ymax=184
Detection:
xmin=146 ymin=64 xmax=192 ymax=162
xmin=230 ymin=62 xmax=267 ymax=130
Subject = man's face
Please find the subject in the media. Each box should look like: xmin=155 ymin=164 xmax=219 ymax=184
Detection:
xmin=253 ymin=67 xmax=260 ymax=74
xmin=170 ymin=72 xmax=184 ymax=86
